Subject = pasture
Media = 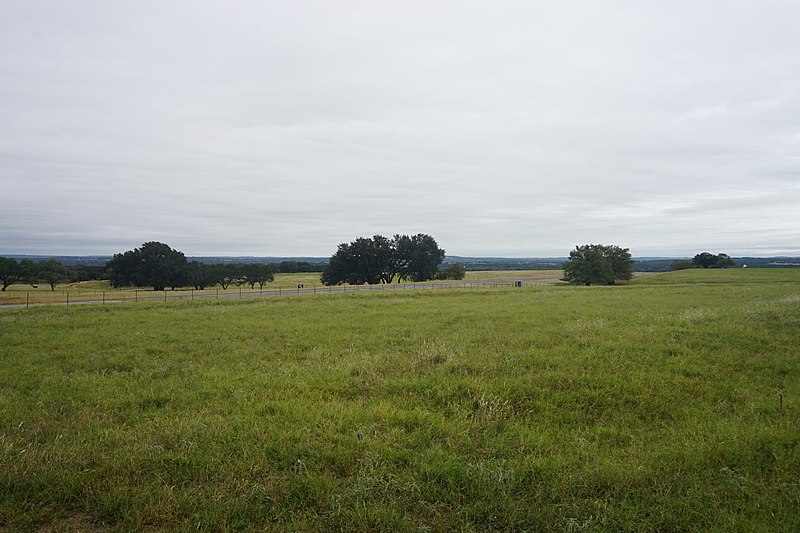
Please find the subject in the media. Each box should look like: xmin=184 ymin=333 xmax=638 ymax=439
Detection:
xmin=1 ymin=269 xmax=798 ymax=531
xmin=0 ymin=270 xmax=563 ymax=307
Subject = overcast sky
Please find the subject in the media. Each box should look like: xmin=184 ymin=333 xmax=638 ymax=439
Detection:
xmin=1 ymin=1 xmax=798 ymax=257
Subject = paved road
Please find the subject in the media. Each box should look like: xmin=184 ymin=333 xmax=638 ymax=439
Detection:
xmin=0 ymin=274 xmax=563 ymax=309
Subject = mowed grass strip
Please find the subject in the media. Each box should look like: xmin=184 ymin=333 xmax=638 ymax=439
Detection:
xmin=1 ymin=270 xmax=798 ymax=531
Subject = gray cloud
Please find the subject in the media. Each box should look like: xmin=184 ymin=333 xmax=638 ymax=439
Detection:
xmin=1 ymin=0 xmax=799 ymax=257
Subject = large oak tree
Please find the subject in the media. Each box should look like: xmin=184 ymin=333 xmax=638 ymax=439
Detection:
xmin=321 ymin=234 xmax=445 ymax=285
xmin=692 ymin=252 xmax=735 ymax=268
xmin=107 ymin=242 xmax=189 ymax=291
xmin=562 ymin=244 xmax=633 ymax=286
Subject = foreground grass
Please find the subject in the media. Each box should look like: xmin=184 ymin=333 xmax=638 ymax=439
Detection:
xmin=1 ymin=270 xmax=798 ymax=531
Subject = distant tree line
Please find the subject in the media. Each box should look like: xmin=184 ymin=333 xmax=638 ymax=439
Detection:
xmin=443 ymin=257 xmax=564 ymax=271
xmin=105 ymin=242 xmax=277 ymax=291
xmin=5 ymin=242 xmax=789 ymax=294
xmin=669 ymin=252 xmax=736 ymax=271
xmin=274 ymin=261 xmax=325 ymax=273
xmin=0 ymin=257 xmax=70 ymax=291
xmin=0 ymin=251 xmax=285 ymax=292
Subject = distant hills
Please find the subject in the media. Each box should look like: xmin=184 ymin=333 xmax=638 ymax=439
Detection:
xmin=4 ymin=254 xmax=800 ymax=272
xmin=632 ymin=257 xmax=800 ymax=272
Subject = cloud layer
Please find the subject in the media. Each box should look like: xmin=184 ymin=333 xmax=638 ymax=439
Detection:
xmin=2 ymin=1 xmax=799 ymax=256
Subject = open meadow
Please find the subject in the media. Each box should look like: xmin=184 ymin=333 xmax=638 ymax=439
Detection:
xmin=0 ymin=273 xmax=334 ymax=307
xmin=1 ymin=269 xmax=798 ymax=531
xmin=0 ymin=270 xmax=563 ymax=307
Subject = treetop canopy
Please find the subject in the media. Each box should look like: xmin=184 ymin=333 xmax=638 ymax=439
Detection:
xmin=562 ymin=244 xmax=633 ymax=286
xmin=321 ymin=234 xmax=445 ymax=285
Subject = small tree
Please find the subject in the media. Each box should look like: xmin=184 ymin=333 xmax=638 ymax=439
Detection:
xmin=692 ymin=252 xmax=717 ymax=268
xmin=278 ymin=261 xmax=300 ymax=273
xmin=562 ymin=244 xmax=633 ymax=286
xmin=36 ymin=259 xmax=68 ymax=291
xmin=213 ymin=264 xmax=242 ymax=289
xmin=0 ymin=257 xmax=31 ymax=291
xmin=715 ymin=253 xmax=735 ymax=268
xmin=438 ymin=263 xmax=466 ymax=280
xmin=243 ymin=263 xmax=274 ymax=289
xmin=692 ymin=252 xmax=735 ymax=269
xmin=187 ymin=261 xmax=221 ymax=290
xmin=669 ymin=259 xmax=695 ymax=271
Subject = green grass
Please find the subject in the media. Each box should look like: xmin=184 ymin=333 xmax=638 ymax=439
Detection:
xmin=1 ymin=269 xmax=798 ymax=531
xmin=0 ymin=272 xmax=329 ymax=306
xmin=462 ymin=269 xmax=562 ymax=281
xmin=0 ymin=271 xmax=561 ymax=307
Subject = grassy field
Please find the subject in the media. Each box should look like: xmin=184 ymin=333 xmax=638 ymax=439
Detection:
xmin=1 ymin=269 xmax=798 ymax=531
xmin=0 ymin=271 xmax=562 ymax=307
xmin=462 ymin=269 xmax=561 ymax=281
xmin=0 ymin=273 xmax=330 ymax=305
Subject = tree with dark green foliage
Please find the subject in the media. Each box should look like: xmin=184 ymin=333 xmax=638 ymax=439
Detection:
xmin=562 ymin=244 xmax=633 ymax=286
xmin=36 ymin=259 xmax=68 ymax=291
xmin=715 ymin=253 xmax=735 ymax=268
xmin=243 ymin=263 xmax=274 ymax=289
xmin=438 ymin=263 xmax=466 ymax=280
xmin=0 ymin=257 xmax=32 ymax=291
xmin=321 ymin=234 xmax=446 ymax=285
xmin=275 ymin=261 xmax=325 ymax=273
xmin=211 ymin=264 xmax=241 ymax=290
xmin=278 ymin=261 xmax=299 ymax=273
xmin=669 ymin=259 xmax=695 ymax=271
xmin=692 ymin=252 xmax=735 ymax=268
xmin=322 ymin=237 xmax=385 ymax=285
xmin=67 ymin=265 xmax=106 ymax=283
xmin=187 ymin=261 xmax=220 ymax=290
xmin=320 ymin=242 xmax=358 ymax=285
xmin=107 ymin=242 xmax=189 ymax=290
xmin=692 ymin=252 xmax=717 ymax=268
xmin=399 ymin=234 xmax=447 ymax=282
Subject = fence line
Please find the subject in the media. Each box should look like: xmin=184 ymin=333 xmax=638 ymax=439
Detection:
xmin=0 ymin=279 xmax=557 ymax=309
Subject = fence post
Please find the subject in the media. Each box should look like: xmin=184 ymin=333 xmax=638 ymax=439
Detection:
xmin=102 ymin=291 xmax=105 ymax=304
xmin=26 ymin=292 xmax=29 ymax=309
xmin=66 ymin=292 xmax=69 ymax=306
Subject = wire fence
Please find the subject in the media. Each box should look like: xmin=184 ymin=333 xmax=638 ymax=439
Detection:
xmin=0 ymin=279 xmax=558 ymax=309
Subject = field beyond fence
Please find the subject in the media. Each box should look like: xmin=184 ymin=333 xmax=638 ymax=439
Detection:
xmin=0 ymin=270 xmax=564 ymax=308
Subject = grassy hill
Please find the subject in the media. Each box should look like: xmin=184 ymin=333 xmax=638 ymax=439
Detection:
xmin=1 ymin=270 xmax=798 ymax=531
